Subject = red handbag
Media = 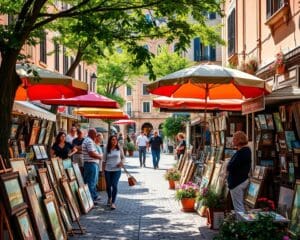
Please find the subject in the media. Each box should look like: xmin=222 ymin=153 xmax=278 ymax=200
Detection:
xmin=123 ymin=167 xmax=137 ymax=186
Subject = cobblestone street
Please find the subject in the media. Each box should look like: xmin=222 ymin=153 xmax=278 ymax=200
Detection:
xmin=70 ymin=152 xmax=217 ymax=240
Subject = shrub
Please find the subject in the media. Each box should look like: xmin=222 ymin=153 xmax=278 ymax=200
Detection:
xmin=197 ymin=187 xmax=225 ymax=209
xmin=175 ymin=182 xmax=198 ymax=200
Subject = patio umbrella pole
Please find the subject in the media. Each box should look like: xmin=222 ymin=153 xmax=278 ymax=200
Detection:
xmin=202 ymin=84 xmax=209 ymax=148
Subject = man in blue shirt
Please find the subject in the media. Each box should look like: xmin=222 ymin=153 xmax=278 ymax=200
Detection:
xmin=149 ymin=130 xmax=163 ymax=169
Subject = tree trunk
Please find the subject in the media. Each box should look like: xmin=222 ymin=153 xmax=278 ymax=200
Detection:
xmin=0 ymin=52 xmax=22 ymax=164
xmin=65 ymin=50 xmax=84 ymax=77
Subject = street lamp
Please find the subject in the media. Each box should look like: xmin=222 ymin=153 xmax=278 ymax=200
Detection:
xmin=90 ymin=72 xmax=97 ymax=92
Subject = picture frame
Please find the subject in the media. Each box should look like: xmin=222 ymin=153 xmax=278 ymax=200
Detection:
xmin=220 ymin=131 xmax=225 ymax=146
xmin=72 ymin=163 xmax=84 ymax=187
xmin=29 ymin=127 xmax=40 ymax=146
xmin=10 ymin=124 xmax=19 ymax=139
xmin=273 ymin=112 xmax=283 ymax=132
xmin=38 ymin=145 xmax=48 ymax=159
xmin=210 ymin=163 xmax=222 ymax=191
xmin=285 ymin=131 xmax=296 ymax=151
xmin=32 ymin=119 xmax=40 ymax=128
xmin=32 ymin=145 xmax=43 ymax=160
xmin=69 ymin=179 xmax=80 ymax=209
xmin=19 ymin=140 xmax=26 ymax=154
xmin=66 ymin=167 xmax=76 ymax=181
xmin=229 ymin=122 xmax=235 ymax=135
xmin=261 ymin=132 xmax=273 ymax=146
xmin=279 ymin=105 xmax=286 ymax=122
xmin=252 ymin=166 xmax=261 ymax=179
xmin=258 ymin=166 xmax=267 ymax=180
xmin=0 ymin=171 xmax=27 ymax=215
xmin=59 ymin=205 xmax=73 ymax=232
xmin=257 ymin=114 xmax=268 ymax=129
xmin=278 ymin=186 xmax=294 ymax=219
xmin=26 ymin=164 xmax=37 ymax=182
xmin=289 ymin=180 xmax=300 ymax=236
xmin=215 ymin=158 xmax=230 ymax=196
xmin=38 ymin=128 xmax=46 ymax=145
xmin=77 ymin=186 xmax=90 ymax=214
xmin=254 ymin=117 xmax=261 ymax=129
xmin=279 ymin=153 xmax=288 ymax=173
xmin=45 ymin=161 xmax=56 ymax=186
xmin=51 ymin=157 xmax=62 ymax=181
xmin=43 ymin=197 xmax=67 ymax=240
xmin=83 ymin=184 xmax=94 ymax=209
xmin=9 ymin=158 xmax=28 ymax=187
xmin=25 ymin=184 xmax=49 ymax=240
xmin=41 ymin=119 xmax=48 ymax=128
xmin=15 ymin=209 xmax=37 ymax=240
xmin=44 ymin=122 xmax=53 ymax=145
xmin=12 ymin=140 xmax=20 ymax=158
xmin=265 ymin=114 xmax=274 ymax=130
xmin=57 ymin=158 xmax=67 ymax=177
xmin=63 ymin=158 xmax=72 ymax=169
xmin=37 ymin=168 xmax=52 ymax=194
xmin=245 ymin=178 xmax=262 ymax=208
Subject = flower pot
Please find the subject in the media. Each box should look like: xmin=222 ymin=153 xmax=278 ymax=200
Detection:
xmin=128 ymin=150 xmax=134 ymax=157
xmin=180 ymin=198 xmax=195 ymax=212
xmin=276 ymin=64 xmax=285 ymax=74
xmin=206 ymin=208 xmax=224 ymax=230
xmin=168 ymin=180 xmax=175 ymax=189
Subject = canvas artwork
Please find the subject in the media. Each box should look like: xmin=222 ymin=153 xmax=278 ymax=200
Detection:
xmin=69 ymin=179 xmax=80 ymax=209
xmin=265 ymin=114 xmax=274 ymax=130
xmin=279 ymin=105 xmax=286 ymax=122
xmin=63 ymin=159 xmax=72 ymax=169
xmin=261 ymin=132 xmax=273 ymax=146
xmin=273 ymin=112 xmax=283 ymax=132
xmin=19 ymin=140 xmax=26 ymax=154
xmin=254 ymin=117 xmax=261 ymax=129
xmin=279 ymin=154 xmax=288 ymax=173
xmin=78 ymin=186 xmax=90 ymax=214
xmin=289 ymin=162 xmax=295 ymax=183
xmin=210 ymin=163 xmax=222 ymax=191
xmin=51 ymin=158 xmax=62 ymax=181
xmin=45 ymin=161 xmax=56 ymax=185
xmin=41 ymin=119 xmax=48 ymax=128
xmin=38 ymin=128 xmax=46 ymax=145
xmin=10 ymin=158 xmax=28 ymax=187
xmin=0 ymin=172 xmax=27 ymax=215
xmin=203 ymin=162 xmax=215 ymax=182
xmin=15 ymin=209 xmax=37 ymax=240
xmin=290 ymin=181 xmax=300 ymax=236
xmin=257 ymin=114 xmax=268 ymax=129
xmin=61 ymin=179 xmax=80 ymax=219
xmin=58 ymin=159 xmax=67 ymax=177
xmin=199 ymin=177 xmax=209 ymax=191
xmin=252 ymin=166 xmax=261 ymax=179
xmin=32 ymin=119 xmax=40 ymax=128
xmin=84 ymin=184 xmax=94 ymax=209
xmin=225 ymin=137 xmax=234 ymax=149
xmin=39 ymin=145 xmax=48 ymax=159
xmin=59 ymin=206 xmax=72 ymax=232
xmin=44 ymin=121 xmax=53 ymax=145
xmin=260 ymin=159 xmax=274 ymax=167
xmin=73 ymin=163 xmax=84 ymax=187
xmin=66 ymin=167 xmax=76 ymax=181
xmin=29 ymin=127 xmax=40 ymax=146
xmin=27 ymin=165 xmax=37 ymax=182
xmin=278 ymin=186 xmax=294 ymax=219
xmin=10 ymin=124 xmax=19 ymax=139
xmin=220 ymin=131 xmax=225 ymax=146
xmin=33 ymin=145 xmax=43 ymax=160
xmin=258 ymin=166 xmax=267 ymax=180
xmin=285 ymin=131 xmax=296 ymax=151
xmin=38 ymin=168 xmax=52 ymax=194
xmin=224 ymin=149 xmax=236 ymax=159
xmin=245 ymin=178 xmax=262 ymax=207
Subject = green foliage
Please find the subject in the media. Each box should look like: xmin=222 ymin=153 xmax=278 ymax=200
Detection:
xmin=214 ymin=213 xmax=287 ymax=240
xmin=175 ymin=182 xmax=199 ymax=200
xmin=126 ymin=142 xmax=136 ymax=151
xmin=162 ymin=116 xmax=187 ymax=139
xmin=164 ymin=168 xmax=181 ymax=181
xmin=197 ymin=187 xmax=224 ymax=209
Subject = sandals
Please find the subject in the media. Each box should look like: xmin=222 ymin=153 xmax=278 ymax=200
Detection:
xmin=107 ymin=198 xmax=112 ymax=206
xmin=110 ymin=203 xmax=116 ymax=210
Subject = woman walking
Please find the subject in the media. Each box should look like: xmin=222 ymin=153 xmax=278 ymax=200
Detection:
xmin=104 ymin=135 xmax=125 ymax=210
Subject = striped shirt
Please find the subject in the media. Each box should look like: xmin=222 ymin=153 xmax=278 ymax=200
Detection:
xmin=104 ymin=148 xmax=125 ymax=172
xmin=82 ymin=137 xmax=99 ymax=164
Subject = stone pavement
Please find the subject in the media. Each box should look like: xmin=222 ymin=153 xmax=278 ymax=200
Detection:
xmin=70 ymin=152 xmax=218 ymax=240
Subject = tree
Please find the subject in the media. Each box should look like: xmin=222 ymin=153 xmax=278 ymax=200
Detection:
xmin=162 ymin=116 xmax=189 ymax=143
xmin=0 ymin=0 xmax=222 ymax=159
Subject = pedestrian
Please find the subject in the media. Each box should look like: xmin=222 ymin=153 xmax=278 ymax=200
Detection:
xmin=149 ymin=130 xmax=163 ymax=169
xmin=103 ymin=135 xmax=125 ymax=210
xmin=72 ymin=129 xmax=85 ymax=175
xmin=117 ymin=133 xmax=124 ymax=150
xmin=175 ymin=132 xmax=186 ymax=160
xmin=66 ymin=125 xmax=77 ymax=144
xmin=136 ymin=131 xmax=149 ymax=167
xmin=227 ymin=131 xmax=251 ymax=213
xmin=51 ymin=132 xmax=77 ymax=159
xmin=82 ymin=129 xmax=103 ymax=204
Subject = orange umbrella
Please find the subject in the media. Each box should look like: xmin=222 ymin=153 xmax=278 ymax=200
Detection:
xmin=73 ymin=107 xmax=129 ymax=120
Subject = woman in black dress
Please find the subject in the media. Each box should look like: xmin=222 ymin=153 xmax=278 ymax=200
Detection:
xmin=51 ymin=131 xmax=77 ymax=159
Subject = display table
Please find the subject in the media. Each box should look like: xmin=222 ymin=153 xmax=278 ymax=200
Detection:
xmin=236 ymin=211 xmax=289 ymax=223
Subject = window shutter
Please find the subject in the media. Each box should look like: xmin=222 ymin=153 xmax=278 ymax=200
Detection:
xmin=210 ymin=46 xmax=216 ymax=61
xmin=193 ymin=38 xmax=200 ymax=61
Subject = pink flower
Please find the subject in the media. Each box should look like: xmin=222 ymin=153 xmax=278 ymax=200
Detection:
xmin=282 ymin=236 xmax=290 ymax=240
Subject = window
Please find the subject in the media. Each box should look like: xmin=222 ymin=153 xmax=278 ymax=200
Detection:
xmin=208 ymin=12 xmax=216 ymax=20
xmin=194 ymin=38 xmax=216 ymax=61
xmin=78 ymin=65 xmax=82 ymax=80
xmin=142 ymin=84 xmax=149 ymax=95
xmin=194 ymin=37 xmax=201 ymax=61
xmin=54 ymin=43 xmax=60 ymax=71
xmin=267 ymin=0 xmax=285 ymax=18
xmin=143 ymin=102 xmax=150 ymax=113
xmin=63 ymin=47 xmax=68 ymax=74
xmin=40 ymin=32 xmax=47 ymax=64
xmin=126 ymin=102 xmax=132 ymax=116
xmin=126 ymin=86 xmax=132 ymax=96
xmin=227 ymin=9 xmax=236 ymax=56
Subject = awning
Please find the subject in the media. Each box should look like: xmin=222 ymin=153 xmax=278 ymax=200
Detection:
xmin=13 ymin=101 xmax=56 ymax=121
xmin=265 ymin=86 xmax=300 ymax=105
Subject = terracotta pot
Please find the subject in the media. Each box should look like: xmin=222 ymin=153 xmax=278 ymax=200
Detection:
xmin=276 ymin=64 xmax=285 ymax=74
xmin=168 ymin=180 xmax=175 ymax=189
xmin=128 ymin=150 xmax=134 ymax=157
xmin=180 ymin=198 xmax=195 ymax=212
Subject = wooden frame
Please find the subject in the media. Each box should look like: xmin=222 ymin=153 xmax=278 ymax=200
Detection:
xmin=9 ymin=158 xmax=28 ymax=187
xmin=77 ymin=186 xmax=91 ymax=214
xmin=39 ymin=145 xmax=48 ymax=159
xmin=51 ymin=158 xmax=62 ymax=181
xmin=37 ymin=168 xmax=52 ymax=194
xmin=15 ymin=209 xmax=37 ymax=239
xmin=59 ymin=205 xmax=73 ymax=233
xmin=29 ymin=127 xmax=40 ymax=145
xmin=72 ymin=163 xmax=84 ymax=187
xmin=38 ymin=128 xmax=46 ymax=145
xmin=69 ymin=179 xmax=80 ymax=209
xmin=289 ymin=180 xmax=300 ymax=236
xmin=62 ymin=159 xmax=72 ymax=169
xmin=43 ymin=196 xmax=67 ymax=240
xmin=66 ymin=168 xmax=76 ymax=181
xmin=245 ymin=178 xmax=262 ymax=208
xmin=0 ymin=201 xmax=14 ymax=240
xmin=33 ymin=145 xmax=43 ymax=160
xmin=44 ymin=121 xmax=53 ymax=145
xmin=45 ymin=161 xmax=56 ymax=186
xmin=58 ymin=159 xmax=67 ymax=177
xmin=83 ymin=184 xmax=94 ymax=209
xmin=278 ymin=186 xmax=294 ymax=219
xmin=25 ymin=183 xmax=49 ymax=240
xmin=10 ymin=123 xmax=19 ymax=139
xmin=210 ymin=163 xmax=222 ymax=191
xmin=0 ymin=171 xmax=27 ymax=215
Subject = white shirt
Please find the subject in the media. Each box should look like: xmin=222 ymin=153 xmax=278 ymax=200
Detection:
xmin=136 ymin=135 xmax=148 ymax=147
xmin=104 ymin=148 xmax=125 ymax=172
xmin=82 ymin=137 xmax=98 ymax=164
xmin=66 ymin=134 xmax=76 ymax=144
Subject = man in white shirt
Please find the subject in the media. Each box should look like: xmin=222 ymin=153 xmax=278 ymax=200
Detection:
xmin=136 ymin=131 xmax=149 ymax=167
xmin=66 ymin=126 xmax=77 ymax=144
xmin=82 ymin=128 xmax=103 ymax=204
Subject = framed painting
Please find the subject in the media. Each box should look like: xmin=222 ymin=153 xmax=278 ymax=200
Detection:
xmin=38 ymin=128 xmax=46 ymax=145
xmin=9 ymin=158 xmax=28 ymax=187
xmin=59 ymin=205 xmax=72 ymax=232
xmin=44 ymin=122 xmax=53 ymax=145
xmin=32 ymin=119 xmax=40 ymax=128
xmin=69 ymin=179 xmax=80 ymax=208
xmin=78 ymin=186 xmax=90 ymax=214
xmin=279 ymin=105 xmax=286 ymax=122
xmin=278 ymin=186 xmax=294 ymax=219
xmin=252 ymin=166 xmax=261 ymax=179
xmin=37 ymin=168 xmax=52 ymax=194
xmin=0 ymin=171 xmax=27 ymax=215
xmin=245 ymin=178 xmax=262 ymax=208
xmin=289 ymin=180 xmax=300 ymax=236
xmin=39 ymin=145 xmax=48 ymax=159
xmin=199 ymin=177 xmax=209 ymax=191
xmin=72 ymin=163 xmax=84 ymax=187
xmin=25 ymin=184 xmax=49 ymax=240
xmin=57 ymin=159 xmax=67 ymax=177
xmin=10 ymin=124 xmax=19 ymax=139
xmin=203 ymin=162 xmax=214 ymax=183
xmin=60 ymin=178 xmax=80 ymax=220
xmin=66 ymin=167 xmax=76 ymax=181
xmin=215 ymin=159 xmax=230 ymax=196
xmin=15 ymin=209 xmax=37 ymax=240
xmin=62 ymin=159 xmax=72 ymax=169
xmin=19 ymin=140 xmax=26 ymax=154
xmin=43 ymin=197 xmax=67 ymax=240
xmin=33 ymin=145 xmax=43 ymax=160
xmin=45 ymin=161 xmax=56 ymax=186
xmin=210 ymin=163 xmax=222 ymax=191
xmin=41 ymin=119 xmax=48 ymax=128
xmin=83 ymin=184 xmax=94 ymax=209
xmin=279 ymin=153 xmax=288 ymax=173
xmin=51 ymin=157 xmax=62 ymax=181
xmin=29 ymin=127 xmax=40 ymax=146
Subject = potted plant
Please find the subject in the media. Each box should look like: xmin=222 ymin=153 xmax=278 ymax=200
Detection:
xmin=126 ymin=142 xmax=136 ymax=157
xmin=270 ymin=50 xmax=286 ymax=74
xmin=175 ymin=182 xmax=199 ymax=212
xmin=238 ymin=57 xmax=258 ymax=75
xmin=164 ymin=168 xmax=181 ymax=189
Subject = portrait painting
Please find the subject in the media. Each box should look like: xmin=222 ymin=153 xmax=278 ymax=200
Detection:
xmin=245 ymin=178 xmax=262 ymax=207
xmin=0 ymin=172 xmax=27 ymax=215
xmin=44 ymin=197 xmax=66 ymax=240
xmin=84 ymin=184 xmax=94 ymax=209
xmin=72 ymin=163 xmax=84 ymax=187
xmin=15 ymin=209 xmax=37 ymax=240
xmin=290 ymin=180 xmax=300 ymax=236
xmin=78 ymin=186 xmax=90 ymax=214
xmin=9 ymin=158 xmax=28 ymax=187
xmin=278 ymin=186 xmax=294 ymax=219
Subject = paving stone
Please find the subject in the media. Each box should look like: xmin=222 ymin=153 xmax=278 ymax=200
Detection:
xmin=70 ymin=153 xmax=218 ymax=240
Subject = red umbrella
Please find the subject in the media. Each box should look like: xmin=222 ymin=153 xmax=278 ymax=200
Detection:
xmin=112 ymin=119 xmax=136 ymax=125
xmin=41 ymin=92 xmax=119 ymax=108
xmin=15 ymin=64 xmax=88 ymax=100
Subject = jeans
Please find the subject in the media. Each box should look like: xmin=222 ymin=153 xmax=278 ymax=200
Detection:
xmin=151 ymin=149 xmax=161 ymax=168
xmin=83 ymin=162 xmax=99 ymax=201
xmin=230 ymin=179 xmax=249 ymax=212
xmin=105 ymin=170 xmax=121 ymax=204
xmin=138 ymin=146 xmax=147 ymax=166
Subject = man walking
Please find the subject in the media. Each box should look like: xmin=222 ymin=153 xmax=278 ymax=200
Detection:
xmin=149 ymin=130 xmax=163 ymax=169
xmin=82 ymin=128 xmax=103 ymax=204
xmin=136 ymin=131 xmax=148 ymax=167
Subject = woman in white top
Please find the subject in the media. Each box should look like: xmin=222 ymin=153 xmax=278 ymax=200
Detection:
xmin=104 ymin=135 xmax=125 ymax=210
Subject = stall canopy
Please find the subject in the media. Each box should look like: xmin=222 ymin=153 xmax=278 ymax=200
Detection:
xmin=13 ymin=101 xmax=56 ymax=121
